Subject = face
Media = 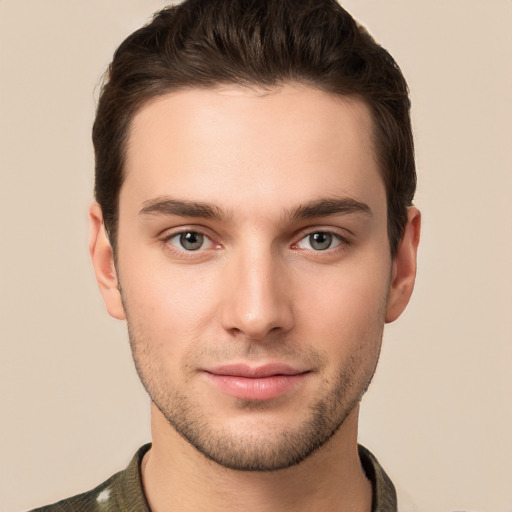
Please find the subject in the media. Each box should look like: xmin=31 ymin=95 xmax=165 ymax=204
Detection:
xmin=91 ymin=84 xmax=418 ymax=471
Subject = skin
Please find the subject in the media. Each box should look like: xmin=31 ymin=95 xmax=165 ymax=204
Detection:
xmin=90 ymin=84 xmax=420 ymax=512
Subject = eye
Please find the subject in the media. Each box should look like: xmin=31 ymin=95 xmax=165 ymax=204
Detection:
xmin=167 ymin=231 xmax=211 ymax=251
xmin=296 ymin=232 xmax=342 ymax=251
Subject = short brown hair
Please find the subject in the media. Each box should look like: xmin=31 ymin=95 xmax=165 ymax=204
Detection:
xmin=93 ymin=0 xmax=416 ymax=256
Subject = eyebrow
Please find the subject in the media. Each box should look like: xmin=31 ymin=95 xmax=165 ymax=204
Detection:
xmin=287 ymin=197 xmax=372 ymax=221
xmin=138 ymin=196 xmax=372 ymax=222
xmin=139 ymin=197 xmax=229 ymax=221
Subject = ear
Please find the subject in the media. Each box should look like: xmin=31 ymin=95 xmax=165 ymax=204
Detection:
xmin=89 ymin=202 xmax=126 ymax=320
xmin=385 ymin=207 xmax=421 ymax=323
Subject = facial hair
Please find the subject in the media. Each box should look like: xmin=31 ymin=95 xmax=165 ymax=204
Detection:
xmin=126 ymin=320 xmax=383 ymax=472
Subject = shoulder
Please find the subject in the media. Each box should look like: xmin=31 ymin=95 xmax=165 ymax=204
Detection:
xmin=28 ymin=444 xmax=151 ymax=512
xmin=28 ymin=472 xmax=121 ymax=512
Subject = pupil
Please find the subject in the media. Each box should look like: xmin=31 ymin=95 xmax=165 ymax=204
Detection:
xmin=180 ymin=232 xmax=203 ymax=250
xmin=310 ymin=232 xmax=332 ymax=250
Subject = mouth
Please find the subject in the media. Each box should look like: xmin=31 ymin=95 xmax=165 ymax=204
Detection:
xmin=203 ymin=363 xmax=311 ymax=401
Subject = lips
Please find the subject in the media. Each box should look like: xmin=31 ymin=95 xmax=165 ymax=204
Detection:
xmin=203 ymin=364 xmax=309 ymax=401
xmin=207 ymin=363 xmax=303 ymax=378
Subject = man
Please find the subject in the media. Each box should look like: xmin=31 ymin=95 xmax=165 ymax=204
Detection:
xmin=33 ymin=0 xmax=420 ymax=510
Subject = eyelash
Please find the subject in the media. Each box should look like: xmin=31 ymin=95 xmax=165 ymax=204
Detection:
xmin=160 ymin=228 xmax=351 ymax=256
xmin=162 ymin=229 xmax=220 ymax=254
xmin=293 ymin=231 xmax=349 ymax=252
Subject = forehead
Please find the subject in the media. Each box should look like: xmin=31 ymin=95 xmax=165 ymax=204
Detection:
xmin=122 ymin=84 xmax=385 ymax=218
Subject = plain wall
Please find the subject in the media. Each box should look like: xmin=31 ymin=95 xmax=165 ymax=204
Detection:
xmin=1 ymin=1 xmax=511 ymax=511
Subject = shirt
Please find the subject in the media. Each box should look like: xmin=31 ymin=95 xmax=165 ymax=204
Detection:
xmin=30 ymin=444 xmax=397 ymax=512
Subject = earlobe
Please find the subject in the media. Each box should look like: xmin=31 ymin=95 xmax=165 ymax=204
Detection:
xmin=89 ymin=202 xmax=126 ymax=320
xmin=385 ymin=207 xmax=421 ymax=323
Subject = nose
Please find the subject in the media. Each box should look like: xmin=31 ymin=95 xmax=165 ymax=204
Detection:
xmin=220 ymin=247 xmax=294 ymax=340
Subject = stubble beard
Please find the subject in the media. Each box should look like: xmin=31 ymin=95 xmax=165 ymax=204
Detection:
xmin=126 ymin=321 xmax=383 ymax=472
xmin=151 ymin=364 xmax=372 ymax=472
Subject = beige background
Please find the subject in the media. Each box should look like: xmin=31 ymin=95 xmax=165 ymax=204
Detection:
xmin=1 ymin=1 xmax=511 ymax=511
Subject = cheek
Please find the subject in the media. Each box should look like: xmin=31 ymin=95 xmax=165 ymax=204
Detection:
xmin=297 ymin=258 xmax=390 ymax=353
xmin=120 ymin=267 xmax=221 ymax=390
xmin=301 ymin=258 xmax=390 ymax=319
xmin=118 ymin=255 xmax=222 ymax=344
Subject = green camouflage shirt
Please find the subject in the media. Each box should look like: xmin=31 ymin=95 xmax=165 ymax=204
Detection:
xmin=30 ymin=444 xmax=397 ymax=512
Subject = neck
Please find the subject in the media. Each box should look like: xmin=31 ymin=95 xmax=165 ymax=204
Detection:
xmin=142 ymin=404 xmax=372 ymax=512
